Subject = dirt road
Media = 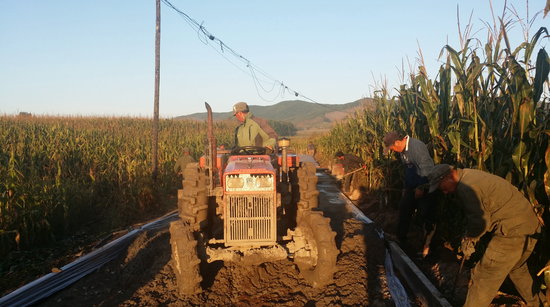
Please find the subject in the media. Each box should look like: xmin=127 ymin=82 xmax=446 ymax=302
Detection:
xmin=32 ymin=172 xmax=423 ymax=307
xmin=28 ymin=172 xmax=531 ymax=307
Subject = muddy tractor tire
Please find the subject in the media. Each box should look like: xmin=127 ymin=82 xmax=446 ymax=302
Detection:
xmin=294 ymin=210 xmax=339 ymax=288
xmin=178 ymin=162 xmax=208 ymax=229
xmin=297 ymin=162 xmax=320 ymax=211
xmin=169 ymin=219 xmax=202 ymax=295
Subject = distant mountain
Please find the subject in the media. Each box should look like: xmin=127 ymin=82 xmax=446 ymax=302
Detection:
xmin=175 ymin=99 xmax=371 ymax=130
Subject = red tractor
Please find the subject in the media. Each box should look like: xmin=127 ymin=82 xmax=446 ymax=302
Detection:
xmin=169 ymin=103 xmax=338 ymax=294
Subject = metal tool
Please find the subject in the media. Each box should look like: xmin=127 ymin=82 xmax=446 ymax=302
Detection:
xmin=342 ymin=166 xmax=365 ymax=177
xmin=452 ymin=256 xmax=466 ymax=300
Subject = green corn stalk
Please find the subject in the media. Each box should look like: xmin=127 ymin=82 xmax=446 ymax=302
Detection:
xmin=0 ymin=115 xmax=237 ymax=254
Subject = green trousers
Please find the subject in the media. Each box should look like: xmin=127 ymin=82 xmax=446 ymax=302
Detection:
xmin=464 ymin=225 xmax=543 ymax=307
xmin=343 ymin=173 xmax=354 ymax=193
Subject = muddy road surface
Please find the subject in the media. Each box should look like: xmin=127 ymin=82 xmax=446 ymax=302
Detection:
xmin=33 ymin=173 xmax=421 ymax=307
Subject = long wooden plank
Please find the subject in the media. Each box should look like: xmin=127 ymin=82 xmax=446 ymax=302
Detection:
xmin=388 ymin=241 xmax=452 ymax=307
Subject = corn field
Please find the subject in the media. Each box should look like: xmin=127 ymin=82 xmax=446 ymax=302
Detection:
xmin=317 ymin=13 xmax=550 ymax=285
xmin=0 ymin=115 xmax=235 ymax=255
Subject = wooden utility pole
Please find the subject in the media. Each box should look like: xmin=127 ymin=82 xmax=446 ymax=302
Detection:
xmin=152 ymin=0 xmax=160 ymax=181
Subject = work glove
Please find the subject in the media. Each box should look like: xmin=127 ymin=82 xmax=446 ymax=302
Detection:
xmin=414 ymin=188 xmax=424 ymax=199
xmin=461 ymin=237 xmax=477 ymax=260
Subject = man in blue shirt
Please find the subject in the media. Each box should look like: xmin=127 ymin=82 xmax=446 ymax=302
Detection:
xmin=383 ymin=131 xmax=436 ymax=258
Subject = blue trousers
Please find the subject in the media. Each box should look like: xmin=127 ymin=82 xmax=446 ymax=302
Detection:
xmin=396 ymin=187 xmax=437 ymax=247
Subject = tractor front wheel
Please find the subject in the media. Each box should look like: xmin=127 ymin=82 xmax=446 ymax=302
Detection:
xmin=294 ymin=210 xmax=339 ymax=288
xmin=169 ymin=219 xmax=202 ymax=295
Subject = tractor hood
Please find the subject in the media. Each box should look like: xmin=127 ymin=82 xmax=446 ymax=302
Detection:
xmin=225 ymin=155 xmax=275 ymax=174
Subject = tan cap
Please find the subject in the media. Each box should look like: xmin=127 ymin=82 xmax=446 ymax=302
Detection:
xmin=428 ymin=164 xmax=453 ymax=193
xmin=182 ymin=147 xmax=190 ymax=153
xmin=383 ymin=131 xmax=400 ymax=155
xmin=232 ymin=102 xmax=249 ymax=116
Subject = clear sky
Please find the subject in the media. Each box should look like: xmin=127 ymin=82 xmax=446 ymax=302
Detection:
xmin=0 ymin=1 xmax=547 ymax=118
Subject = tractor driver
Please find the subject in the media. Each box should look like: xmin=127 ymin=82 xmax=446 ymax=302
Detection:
xmin=233 ymin=102 xmax=278 ymax=154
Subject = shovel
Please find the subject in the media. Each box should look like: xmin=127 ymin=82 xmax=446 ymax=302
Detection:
xmin=342 ymin=166 xmax=365 ymax=177
xmin=452 ymin=256 xmax=466 ymax=300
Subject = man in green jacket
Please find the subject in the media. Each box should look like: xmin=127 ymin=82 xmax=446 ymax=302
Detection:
xmin=174 ymin=147 xmax=195 ymax=179
xmin=232 ymin=102 xmax=278 ymax=153
xmin=428 ymin=164 xmax=545 ymax=307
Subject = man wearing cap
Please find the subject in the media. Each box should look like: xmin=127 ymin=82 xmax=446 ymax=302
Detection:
xmin=383 ymin=131 xmax=437 ymax=258
xmin=335 ymin=151 xmax=364 ymax=193
xmin=174 ymin=147 xmax=195 ymax=178
xmin=428 ymin=164 xmax=544 ymax=307
xmin=232 ymin=102 xmax=278 ymax=153
xmin=307 ymin=141 xmax=316 ymax=156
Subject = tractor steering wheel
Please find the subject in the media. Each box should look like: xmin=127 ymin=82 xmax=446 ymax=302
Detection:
xmin=231 ymin=146 xmax=267 ymax=155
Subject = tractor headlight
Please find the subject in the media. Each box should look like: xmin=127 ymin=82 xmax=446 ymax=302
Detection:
xmin=226 ymin=176 xmax=244 ymax=189
xmin=255 ymin=175 xmax=272 ymax=188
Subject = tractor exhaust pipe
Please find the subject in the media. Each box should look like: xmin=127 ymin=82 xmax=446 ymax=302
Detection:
xmin=278 ymin=138 xmax=290 ymax=183
xmin=205 ymin=102 xmax=217 ymax=192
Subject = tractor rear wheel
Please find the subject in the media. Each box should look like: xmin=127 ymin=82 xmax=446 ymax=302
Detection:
xmin=296 ymin=162 xmax=320 ymax=211
xmin=294 ymin=210 xmax=339 ymax=288
xmin=178 ymin=163 xmax=208 ymax=228
xmin=169 ymin=219 xmax=202 ymax=295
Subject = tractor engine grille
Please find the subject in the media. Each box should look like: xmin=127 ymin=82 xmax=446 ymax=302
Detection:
xmin=225 ymin=194 xmax=276 ymax=246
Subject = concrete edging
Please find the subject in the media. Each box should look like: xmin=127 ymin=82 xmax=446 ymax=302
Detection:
xmin=387 ymin=241 xmax=452 ymax=307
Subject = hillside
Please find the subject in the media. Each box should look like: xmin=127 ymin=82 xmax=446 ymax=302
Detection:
xmin=175 ymin=99 xmax=371 ymax=130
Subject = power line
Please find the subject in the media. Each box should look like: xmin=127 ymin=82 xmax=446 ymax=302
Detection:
xmin=161 ymin=0 xmax=345 ymax=112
